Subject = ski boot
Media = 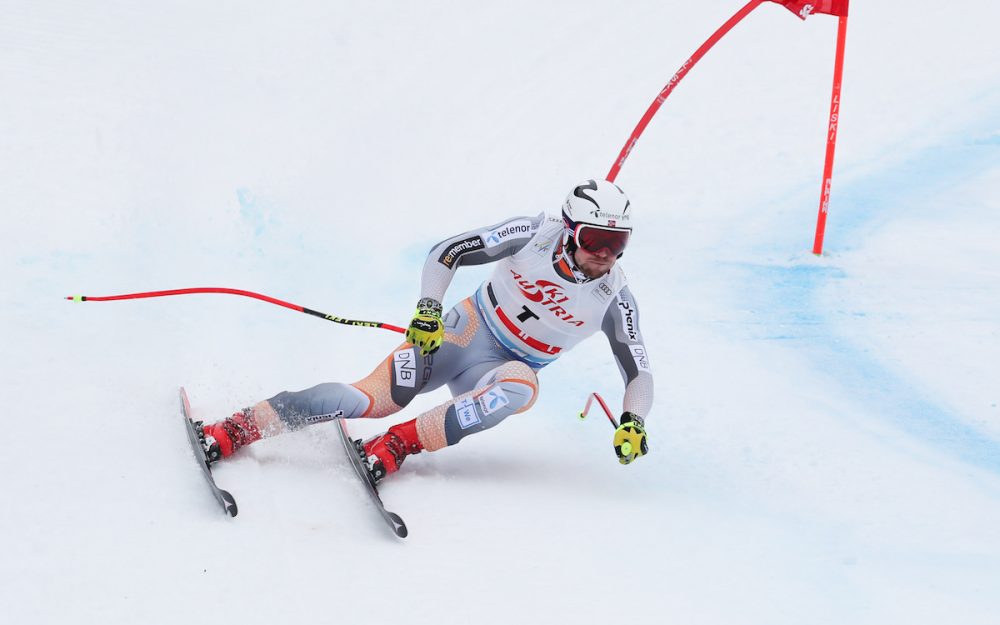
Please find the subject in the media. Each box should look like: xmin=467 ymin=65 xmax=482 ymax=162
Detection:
xmin=198 ymin=409 xmax=262 ymax=464
xmin=362 ymin=419 xmax=423 ymax=482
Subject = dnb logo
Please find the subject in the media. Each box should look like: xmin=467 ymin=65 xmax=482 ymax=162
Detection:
xmin=393 ymin=349 xmax=417 ymax=388
xmin=629 ymin=344 xmax=651 ymax=372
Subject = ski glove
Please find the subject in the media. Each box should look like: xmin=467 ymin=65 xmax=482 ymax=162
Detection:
xmin=614 ymin=412 xmax=648 ymax=465
xmin=406 ymin=297 xmax=445 ymax=356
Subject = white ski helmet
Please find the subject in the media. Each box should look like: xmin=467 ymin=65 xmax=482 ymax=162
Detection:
xmin=562 ymin=179 xmax=632 ymax=257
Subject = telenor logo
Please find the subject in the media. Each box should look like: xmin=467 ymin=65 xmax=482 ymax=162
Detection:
xmin=478 ymin=387 xmax=510 ymax=416
xmin=484 ymin=220 xmax=532 ymax=248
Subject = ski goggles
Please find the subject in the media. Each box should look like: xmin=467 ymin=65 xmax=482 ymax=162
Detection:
xmin=570 ymin=223 xmax=631 ymax=257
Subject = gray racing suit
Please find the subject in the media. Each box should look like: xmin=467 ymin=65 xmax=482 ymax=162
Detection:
xmin=242 ymin=214 xmax=653 ymax=451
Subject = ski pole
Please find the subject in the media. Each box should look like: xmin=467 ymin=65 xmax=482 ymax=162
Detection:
xmin=65 ymin=287 xmax=407 ymax=334
xmin=580 ymin=392 xmax=642 ymax=456
xmin=578 ymin=392 xmax=619 ymax=429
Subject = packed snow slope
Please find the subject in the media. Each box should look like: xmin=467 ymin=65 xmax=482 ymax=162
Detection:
xmin=2 ymin=2 xmax=999 ymax=624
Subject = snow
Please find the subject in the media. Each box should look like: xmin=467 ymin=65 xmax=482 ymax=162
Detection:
xmin=2 ymin=1 xmax=999 ymax=623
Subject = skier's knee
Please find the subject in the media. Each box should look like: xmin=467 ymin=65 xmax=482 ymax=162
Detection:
xmin=491 ymin=378 xmax=537 ymax=416
xmin=438 ymin=374 xmax=537 ymax=446
xmin=464 ymin=365 xmax=538 ymax=426
xmin=484 ymin=361 xmax=538 ymax=415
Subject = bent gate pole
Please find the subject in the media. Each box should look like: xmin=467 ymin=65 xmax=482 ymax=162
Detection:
xmin=606 ymin=0 xmax=766 ymax=183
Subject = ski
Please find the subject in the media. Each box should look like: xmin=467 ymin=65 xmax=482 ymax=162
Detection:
xmin=180 ymin=387 xmax=238 ymax=517
xmin=335 ymin=418 xmax=408 ymax=538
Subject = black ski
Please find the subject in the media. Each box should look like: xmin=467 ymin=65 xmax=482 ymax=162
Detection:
xmin=180 ymin=387 xmax=238 ymax=517
xmin=335 ymin=418 xmax=407 ymax=538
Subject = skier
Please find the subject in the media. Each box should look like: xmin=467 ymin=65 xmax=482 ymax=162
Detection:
xmin=200 ymin=179 xmax=653 ymax=481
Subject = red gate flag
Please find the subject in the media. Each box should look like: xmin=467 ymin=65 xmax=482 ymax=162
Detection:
xmin=772 ymin=0 xmax=849 ymax=19
xmin=605 ymin=1 xmax=851 ymax=253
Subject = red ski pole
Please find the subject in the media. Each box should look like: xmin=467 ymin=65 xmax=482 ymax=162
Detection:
xmin=66 ymin=287 xmax=407 ymax=334
xmin=578 ymin=392 xmax=620 ymax=429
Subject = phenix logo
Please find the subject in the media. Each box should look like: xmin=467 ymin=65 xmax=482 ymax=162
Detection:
xmin=800 ymin=4 xmax=815 ymax=17
xmin=617 ymin=298 xmax=637 ymax=341
xmin=510 ymin=271 xmax=584 ymax=326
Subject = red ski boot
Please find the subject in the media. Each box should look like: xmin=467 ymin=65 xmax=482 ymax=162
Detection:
xmin=200 ymin=409 xmax=262 ymax=463
xmin=362 ymin=419 xmax=423 ymax=482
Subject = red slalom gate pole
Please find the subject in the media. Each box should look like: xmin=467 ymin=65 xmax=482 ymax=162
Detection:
xmin=812 ymin=12 xmax=849 ymax=255
xmin=606 ymin=0 xmax=766 ymax=183
xmin=66 ymin=287 xmax=407 ymax=334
